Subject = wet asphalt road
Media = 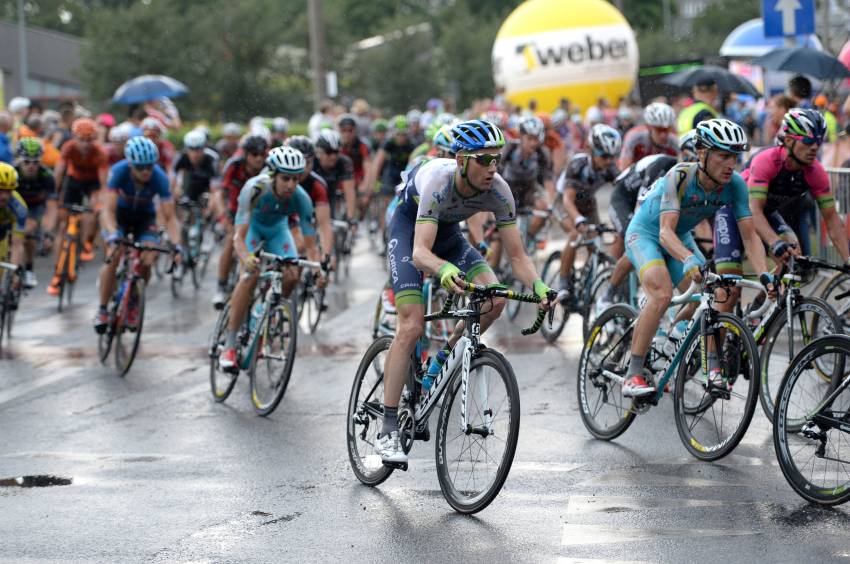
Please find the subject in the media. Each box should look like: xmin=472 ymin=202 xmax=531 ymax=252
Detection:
xmin=2 ymin=235 xmax=850 ymax=564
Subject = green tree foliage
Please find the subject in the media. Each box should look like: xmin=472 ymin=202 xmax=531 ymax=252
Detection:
xmin=14 ymin=0 xmax=761 ymax=117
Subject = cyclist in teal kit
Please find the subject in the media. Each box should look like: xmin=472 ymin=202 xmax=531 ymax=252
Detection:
xmin=218 ymin=146 xmax=321 ymax=371
xmin=623 ymin=119 xmax=774 ymax=398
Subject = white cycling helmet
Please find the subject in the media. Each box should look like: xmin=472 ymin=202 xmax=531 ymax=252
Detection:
xmin=315 ymin=129 xmax=342 ymax=152
xmin=108 ymin=123 xmax=132 ymax=143
xmin=518 ymin=115 xmax=545 ymax=141
xmin=8 ymin=97 xmax=30 ymax=114
xmin=695 ymin=118 xmax=749 ymax=154
xmin=183 ymin=129 xmax=206 ymax=149
xmin=272 ymin=117 xmax=289 ymax=133
xmin=589 ymin=124 xmax=622 ymax=156
xmin=643 ymin=102 xmax=676 ymax=128
xmin=266 ymin=145 xmax=305 ymax=175
xmin=551 ymin=108 xmax=568 ymax=128
xmin=222 ymin=122 xmax=242 ymax=137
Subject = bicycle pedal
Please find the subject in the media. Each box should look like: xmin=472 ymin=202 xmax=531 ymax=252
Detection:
xmin=382 ymin=461 xmax=408 ymax=471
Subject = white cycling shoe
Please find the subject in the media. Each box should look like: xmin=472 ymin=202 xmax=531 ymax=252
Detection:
xmin=375 ymin=431 xmax=408 ymax=464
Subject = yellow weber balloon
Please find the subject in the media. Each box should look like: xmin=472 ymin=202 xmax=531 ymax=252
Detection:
xmin=492 ymin=0 xmax=639 ymax=113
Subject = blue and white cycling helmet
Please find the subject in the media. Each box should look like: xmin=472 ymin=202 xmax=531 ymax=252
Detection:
xmin=695 ymin=118 xmax=749 ymax=154
xmin=450 ymin=119 xmax=506 ymax=154
xmin=266 ymin=145 xmax=305 ymax=175
xmin=124 ymin=137 xmax=159 ymax=166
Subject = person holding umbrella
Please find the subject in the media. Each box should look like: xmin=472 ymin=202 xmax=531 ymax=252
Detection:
xmin=677 ymin=78 xmax=719 ymax=134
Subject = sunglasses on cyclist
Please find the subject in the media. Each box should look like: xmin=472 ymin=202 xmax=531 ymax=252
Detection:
xmin=21 ymin=159 xmax=40 ymax=166
xmin=592 ymin=150 xmax=616 ymax=160
xmin=320 ymin=149 xmax=339 ymax=156
xmin=465 ymin=153 xmax=502 ymax=167
xmin=651 ymin=126 xmax=671 ymax=134
xmin=789 ymin=133 xmax=823 ymax=146
xmin=247 ymin=151 xmax=265 ymax=158
xmin=132 ymin=164 xmax=154 ymax=171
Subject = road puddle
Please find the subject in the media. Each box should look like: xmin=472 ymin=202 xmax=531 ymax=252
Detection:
xmin=0 ymin=475 xmax=72 ymax=487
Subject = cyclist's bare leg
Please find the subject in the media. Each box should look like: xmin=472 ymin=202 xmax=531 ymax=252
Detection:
xmin=383 ymin=302 xmax=425 ymax=408
xmin=528 ymin=196 xmax=548 ymax=237
xmin=630 ymin=264 xmax=673 ymax=358
xmin=83 ymin=190 xmax=100 ymax=247
xmin=217 ymin=221 xmax=235 ymax=284
xmin=226 ymin=271 xmax=259 ymax=332
xmin=610 ymin=234 xmax=625 ymax=259
xmin=24 ymin=218 xmax=39 ymax=266
xmin=282 ymin=265 xmax=299 ymax=298
xmin=98 ymin=245 xmax=123 ymax=306
xmin=608 ymin=253 xmax=633 ymax=288
xmin=559 ymin=229 xmax=580 ymax=280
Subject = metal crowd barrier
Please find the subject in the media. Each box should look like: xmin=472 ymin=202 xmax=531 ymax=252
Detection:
xmin=817 ymin=167 xmax=850 ymax=264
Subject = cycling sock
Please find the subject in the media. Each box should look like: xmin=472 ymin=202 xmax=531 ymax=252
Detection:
xmin=629 ymin=354 xmax=646 ymax=377
xmin=98 ymin=305 xmax=107 ymax=314
xmin=559 ymin=276 xmax=571 ymax=290
xmin=707 ymin=352 xmax=719 ymax=373
xmin=382 ymin=406 xmax=399 ymax=436
xmin=217 ymin=278 xmax=227 ymax=289
xmin=604 ymin=285 xmax=617 ymax=301
xmin=25 ymin=262 xmax=32 ymax=271
xmin=224 ymin=329 xmax=237 ymax=349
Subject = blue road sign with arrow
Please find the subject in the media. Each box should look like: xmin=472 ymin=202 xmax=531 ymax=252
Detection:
xmin=763 ymin=0 xmax=815 ymax=37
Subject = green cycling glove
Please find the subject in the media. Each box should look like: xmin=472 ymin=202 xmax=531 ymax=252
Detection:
xmin=438 ymin=262 xmax=462 ymax=291
xmin=533 ymin=279 xmax=552 ymax=302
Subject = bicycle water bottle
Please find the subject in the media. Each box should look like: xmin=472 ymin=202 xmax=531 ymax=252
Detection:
xmin=665 ymin=320 xmax=688 ymax=357
xmin=248 ymin=301 xmax=263 ymax=332
xmin=650 ymin=329 xmax=669 ymax=372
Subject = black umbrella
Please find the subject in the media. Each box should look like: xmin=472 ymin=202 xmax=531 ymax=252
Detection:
xmin=662 ymin=65 xmax=761 ymax=97
xmin=750 ymin=46 xmax=850 ymax=80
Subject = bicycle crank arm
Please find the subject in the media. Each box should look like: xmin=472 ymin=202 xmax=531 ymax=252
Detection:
xmin=602 ymin=370 xmax=625 ymax=385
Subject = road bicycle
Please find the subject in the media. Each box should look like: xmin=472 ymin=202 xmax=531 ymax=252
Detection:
xmin=497 ymin=207 xmax=551 ymax=321
xmin=539 ymin=224 xmax=616 ymax=343
xmin=209 ymin=252 xmax=327 ymax=416
xmin=171 ymin=196 xmax=214 ymax=297
xmin=0 ymin=259 xmax=23 ymax=346
xmin=578 ymin=268 xmax=765 ymax=461
xmin=752 ymin=255 xmax=842 ymax=422
xmin=347 ymin=282 xmax=555 ymax=513
xmin=332 ymin=218 xmax=354 ymax=282
xmin=773 ymin=334 xmax=850 ymax=506
xmin=296 ymin=262 xmax=329 ymax=334
xmin=98 ymin=238 xmax=172 ymax=376
xmin=52 ymin=204 xmax=92 ymax=312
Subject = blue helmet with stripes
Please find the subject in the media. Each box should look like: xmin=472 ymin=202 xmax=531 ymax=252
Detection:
xmin=124 ymin=137 xmax=160 ymax=166
xmin=450 ymin=120 xmax=505 ymax=154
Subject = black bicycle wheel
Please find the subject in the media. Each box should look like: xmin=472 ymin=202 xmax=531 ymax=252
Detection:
xmin=820 ymin=272 xmax=850 ymax=329
xmin=333 ymin=229 xmax=345 ymax=283
xmin=64 ymin=276 xmax=75 ymax=310
xmin=577 ymin=303 xmax=638 ymax=439
xmin=759 ymin=297 xmax=842 ymax=422
xmin=347 ymin=335 xmax=396 ymax=486
xmin=249 ymin=298 xmax=297 ymax=416
xmin=436 ymin=348 xmax=520 ymax=514
xmin=209 ymin=303 xmax=238 ymax=402
xmin=307 ymin=286 xmax=325 ymax=334
xmin=774 ymin=335 xmax=850 ymax=506
xmin=114 ymin=279 xmax=146 ymax=377
xmin=5 ymin=282 xmax=20 ymax=339
xmin=56 ymin=271 xmax=65 ymax=313
xmin=0 ymin=276 xmax=8 ymax=345
xmin=540 ymin=251 xmax=569 ymax=343
xmin=170 ymin=262 xmax=184 ymax=297
xmin=584 ymin=266 xmax=614 ymax=340
xmin=673 ymin=312 xmax=759 ymax=461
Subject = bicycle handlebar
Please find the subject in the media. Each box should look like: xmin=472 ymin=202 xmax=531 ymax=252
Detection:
xmin=258 ymin=250 xmax=330 ymax=273
xmin=60 ymin=204 xmax=94 ymax=214
xmin=422 ymin=281 xmax=556 ymax=336
xmin=117 ymin=239 xmax=172 ymax=254
xmin=569 ymin=224 xmax=615 ymax=248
